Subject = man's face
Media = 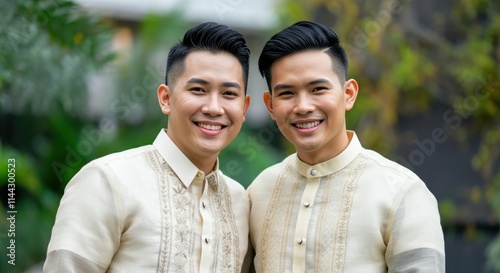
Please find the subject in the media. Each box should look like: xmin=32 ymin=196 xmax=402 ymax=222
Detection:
xmin=264 ymin=50 xmax=358 ymax=165
xmin=158 ymin=51 xmax=250 ymax=164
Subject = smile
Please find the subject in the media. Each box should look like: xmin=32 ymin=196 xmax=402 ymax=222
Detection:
xmin=195 ymin=122 xmax=224 ymax=131
xmin=293 ymin=120 xmax=322 ymax=129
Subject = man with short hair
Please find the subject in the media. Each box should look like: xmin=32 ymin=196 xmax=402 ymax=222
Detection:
xmin=248 ymin=21 xmax=445 ymax=272
xmin=45 ymin=22 xmax=251 ymax=273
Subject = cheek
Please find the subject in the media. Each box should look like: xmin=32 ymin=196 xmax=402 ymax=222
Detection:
xmin=225 ymin=101 xmax=247 ymax=117
xmin=271 ymin=104 xmax=289 ymax=119
xmin=318 ymin=99 xmax=342 ymax=113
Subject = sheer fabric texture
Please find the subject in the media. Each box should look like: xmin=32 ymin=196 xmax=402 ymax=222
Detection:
xmin=248 ymin=131 xmax=445 ymax=273
xmin=44 ymin=130 xmax=250 ymax=273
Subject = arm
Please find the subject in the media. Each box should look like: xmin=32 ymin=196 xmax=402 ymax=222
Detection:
xmin=44 ymin=163 xmax=123 ymax=273
xmin=385 ymin=181 xmax=445 ymax=273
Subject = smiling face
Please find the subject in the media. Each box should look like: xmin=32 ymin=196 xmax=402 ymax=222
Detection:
xmin=158 ymin=51 xmax=250 ymax=173
xmin=264 ymin=50 xmax=358 ymax=165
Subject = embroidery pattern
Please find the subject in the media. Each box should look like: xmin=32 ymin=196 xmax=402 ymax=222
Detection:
xmin=260 ymin=159 xmax=300 ymax=272
xmin=149 ymin=151 xmax=194 ymax=273
xmin=315 ymin=155 xmax=366 ymax=272
xmin=208 ymin=173 xmax=241 ymax=272
xmin=313 ymin=172 xmax=340 ymax=272
xmin=172 ymin=179 xmax=194 ymax=272
xmin=147 ymin=151 xmax=172 ymax=273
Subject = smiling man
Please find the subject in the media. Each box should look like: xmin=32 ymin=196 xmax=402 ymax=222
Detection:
xmin=44 ymin=22 xmax=251 ymax=273
xmin=248 ymin=21 xmax=445 ymax=272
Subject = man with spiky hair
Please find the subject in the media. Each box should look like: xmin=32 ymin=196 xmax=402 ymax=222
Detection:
xmin=248 ymin=21 xmax=445 ymax=272
xmin=45 ymin=22 xmax=251 ymax=273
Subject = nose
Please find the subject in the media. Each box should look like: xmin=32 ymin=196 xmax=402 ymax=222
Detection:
xmin=201 ymin=93 xmax=225 ymax=116
xmin=293 ymin=93 xmax=315 ymax=115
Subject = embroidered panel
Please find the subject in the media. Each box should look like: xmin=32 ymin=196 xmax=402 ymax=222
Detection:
xmin=148 ymin=151 xmax=241 ymax=273
xmin=209 ymin=174 xmax=241 ymax=272
xmin=314 ymin=155 xmax=366 ymax=272
xmin=148 ymin=151 xmax=195 ymax=273
xmin=259 ymin=160 xmax=301 ymax=272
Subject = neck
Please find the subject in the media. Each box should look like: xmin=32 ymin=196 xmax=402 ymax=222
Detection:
xmin=190 ymin=156 xmax=218 ymax=175
xmin=297 ymin=130 xmax=351 ymax=165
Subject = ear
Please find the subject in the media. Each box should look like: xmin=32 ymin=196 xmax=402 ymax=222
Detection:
xmin=243 ymin=94 xmax=251 ymax=118
xmin=344 ymin=79 xmax=359 ymax=111
xmin=263 ymin=91 xmax=276 ymax=120
xmin=157 ymin=84 xmax=172 ymax=115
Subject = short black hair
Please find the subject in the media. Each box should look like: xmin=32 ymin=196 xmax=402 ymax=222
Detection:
xmin=165 ymin=22 xmax=250 ymax=92
xmin=258 ymin=21 xmax=348 ymax=92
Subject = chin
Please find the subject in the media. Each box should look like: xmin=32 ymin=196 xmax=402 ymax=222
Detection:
xmin=197 ymin=142 xmax=225 ymax=155
xmin=295 ymin=142 xmax=321 ymax=153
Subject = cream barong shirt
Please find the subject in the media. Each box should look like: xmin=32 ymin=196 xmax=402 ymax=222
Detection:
xmin=248 ymin=131 xmax=445 ymax=272
xmin=44 ymin=129 xmax=250 ymax=273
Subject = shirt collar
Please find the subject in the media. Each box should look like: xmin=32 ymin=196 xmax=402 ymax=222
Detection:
xmin=152 ymin=129 xmax=219 ymax=187
xmin=296 ymin=130 xmax=362 ymax=178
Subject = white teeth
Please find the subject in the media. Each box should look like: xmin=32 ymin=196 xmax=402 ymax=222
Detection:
xmin=197 ymin=123 xmax=222 ymax=130
xmin=295 ymin=121 xmax=320 ymax=129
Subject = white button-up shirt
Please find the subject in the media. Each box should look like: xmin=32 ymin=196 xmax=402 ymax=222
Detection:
xmin=44 ymin=129 xmax=250 ymax=273
xmin=249 ymin=131 xmax=445 ymax=272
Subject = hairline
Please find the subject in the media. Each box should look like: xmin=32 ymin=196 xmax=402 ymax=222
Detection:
xmin=167 ymin=49 xmax=247 ymax=93
xmin=266 ymin=49 xmax=347 ymax=93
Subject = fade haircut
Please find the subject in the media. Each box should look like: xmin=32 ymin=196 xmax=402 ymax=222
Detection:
xmin=258 ymin=21 xmax=348 ymax=92
xmin=165 ymin=22 xmax=250 ymax=92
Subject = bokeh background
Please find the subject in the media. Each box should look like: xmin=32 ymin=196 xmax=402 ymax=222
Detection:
xmin=1 ymin=0 xmax=499 ymax=272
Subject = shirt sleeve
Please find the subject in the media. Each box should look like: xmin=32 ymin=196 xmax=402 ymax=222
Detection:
xmin=44 ymin=163 xmax=123 ymax=272
xmin=385 ymin=181 xmax=445 ymax=273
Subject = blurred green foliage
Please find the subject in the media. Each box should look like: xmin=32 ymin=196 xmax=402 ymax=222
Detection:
xmin=278 ymin=0 xmax=499 ymax=270
xmin=1 ymin=0 xmax=115 ymax=272
xmin=2 ymin=0 xmax=499 ymax=272
xmin=0 ymin=1 xmax=282 ymax=272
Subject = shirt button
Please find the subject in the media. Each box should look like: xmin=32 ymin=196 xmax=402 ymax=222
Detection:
xmin=304 ymin=202 xmax=310 ymax=207
xmin=310 ymin=169 xmax=317 ymax=176
xmin=196 ymin=172 xmax=201 ymax=178
xmin=201 ymin=201 xmax=206 ymax=208
xmin=297 ymin=238 xmax=304 ymax=245
xmin=204 ymin=236 xmax=211 ymax=244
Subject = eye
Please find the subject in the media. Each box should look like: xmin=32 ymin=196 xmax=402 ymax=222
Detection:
xmin=312 ymin=87 xmax=327 ymax=92
xmin=276 ymin=91 xmax=294 ymax=97
xmin=223 ymin=90 xmax=239 ymax=98
xmin=190 ymin=87 xmax=205 ymax=94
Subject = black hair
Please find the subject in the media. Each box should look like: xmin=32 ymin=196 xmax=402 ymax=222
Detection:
xmin=258 ymin=21 xmax=348 ymax=92
xmin=165 ymin=22 xmax=250 ymax=92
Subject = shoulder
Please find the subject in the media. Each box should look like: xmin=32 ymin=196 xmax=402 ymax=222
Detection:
xmin=219 ymin=172 xmax=247 ymax=193
xmin=248 ymin=153 xmax=295 ymax=191
xmin=357 ymin=148 xmax=438 ymax=207
xmin=359 ymin=148 xmax=425 ymax=188
xmin=68 ymin=145 xmax=155 ymax=186
xmin=89 ymin=145 xmax=155 ymax=168
xmin=218 ymin=172 xmax=250 ymax=211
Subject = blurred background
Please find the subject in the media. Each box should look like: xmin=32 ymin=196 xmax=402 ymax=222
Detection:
xmin=1 ymin=0 xmax=499 ymax=272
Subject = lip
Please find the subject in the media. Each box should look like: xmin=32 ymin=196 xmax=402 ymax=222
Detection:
xmin=193 ymin=121 xmax=227 ymax=136
xmin=291 ymin=119 xmax=323 ymax=134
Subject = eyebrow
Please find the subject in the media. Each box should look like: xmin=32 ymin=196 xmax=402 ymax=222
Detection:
xmin=186 ymin=78 xmax=209 ymax=85
xmin=273 ymin=78 xmax=332 ymax=92
xmin=186 ymin=78 xmax=241 ymax=90
xmin=221 ymin=82 xmax=242 ymax=90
